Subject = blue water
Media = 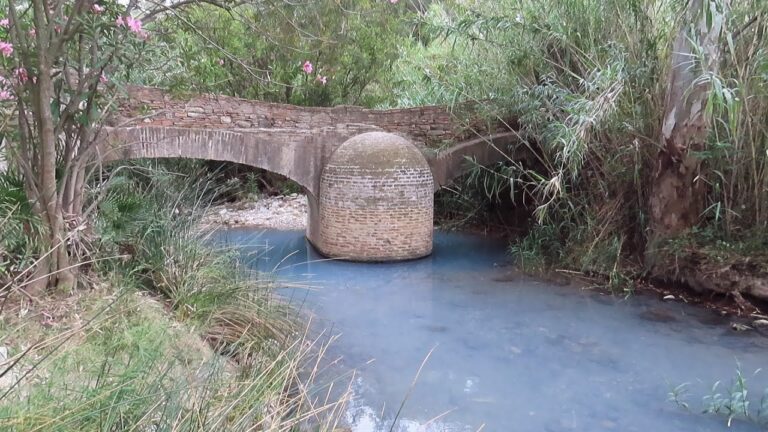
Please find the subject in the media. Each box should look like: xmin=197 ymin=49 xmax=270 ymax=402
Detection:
xmin=218 ymin=229 xmax=768 ymax=432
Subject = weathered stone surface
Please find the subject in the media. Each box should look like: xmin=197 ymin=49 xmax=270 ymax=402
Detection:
xmin=114 ymin=86 xmax=470 ymax=146
xmin=100 ymin=86 xmax=525 ymax=262
xmin=315 ymin=132 xmax=433 ymax=261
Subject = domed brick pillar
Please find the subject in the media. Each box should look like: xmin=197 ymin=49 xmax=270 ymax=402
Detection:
xmin=312 ymin=132 xmax=434 ymax=261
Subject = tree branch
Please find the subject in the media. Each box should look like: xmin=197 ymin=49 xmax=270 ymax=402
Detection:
xmin=141 ymin=0 xmax=245 ymax=24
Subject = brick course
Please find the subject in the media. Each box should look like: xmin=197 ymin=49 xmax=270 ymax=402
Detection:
xmin=315 ymin=132 xmax=433 ymax=261
xmin=114 ymin=86 xmax=466 ymax=147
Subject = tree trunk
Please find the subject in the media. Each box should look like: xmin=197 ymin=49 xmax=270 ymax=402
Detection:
xmin=648 ymin=0 xmax=726 ymax=254
xmin=29 ymin=0 xmax=75 ymax=293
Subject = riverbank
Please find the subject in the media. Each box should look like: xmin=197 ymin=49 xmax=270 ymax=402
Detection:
xmin=203 ymin=194 xmax=308 ymax=230
xmin=0 ymin=178 xmax=346 ymax=430
xmin=204 ymin=193 xmax=517 ymax=235
xmin=0 ymin=281 xmax=347 ymax=430
xmin=206 ymin=194 xmax=768 ymax=327
xmin=490 ymin=264 xmax=768 ymax=334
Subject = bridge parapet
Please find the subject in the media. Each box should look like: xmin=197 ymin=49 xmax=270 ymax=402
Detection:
xmin=113 ymin=86 xmax=472 ymax=147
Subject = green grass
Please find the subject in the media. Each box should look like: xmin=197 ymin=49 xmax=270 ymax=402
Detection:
xmin=0 ymin=285 xmax=348 ymax=432
xmin=0 ymin=161 xmax=350 ymax=431
xmin=669 ymin=364 xmax=768 ymax=428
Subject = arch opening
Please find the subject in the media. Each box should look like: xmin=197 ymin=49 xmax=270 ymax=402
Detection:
xmin=99 ymin=126 xmax=323 ymax=196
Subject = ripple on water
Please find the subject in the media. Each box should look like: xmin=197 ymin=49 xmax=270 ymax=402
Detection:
xmin=216 ymin=229 xmax=768 ymax=432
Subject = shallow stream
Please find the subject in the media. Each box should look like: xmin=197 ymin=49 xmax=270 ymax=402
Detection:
xmin=219 ymin=229 xmax=768 ymax=432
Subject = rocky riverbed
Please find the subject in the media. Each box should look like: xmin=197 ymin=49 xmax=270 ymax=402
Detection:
xmin=203 ymin=194 xmax=307 ymax=230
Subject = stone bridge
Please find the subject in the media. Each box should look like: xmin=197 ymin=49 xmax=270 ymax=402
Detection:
xmin=100 ymin=86 xmax=520 ymax=261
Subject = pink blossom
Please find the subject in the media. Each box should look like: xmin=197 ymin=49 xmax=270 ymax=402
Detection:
xmin=117 ymin=16 xmax=147 ymax=39
xmin=28 ymin=28 xmax=36 ymax=37
xmin=0 ymin=90 xmax=12 ymax=101
xmin=91 ymin=4 xmax=104 ymax=13
xmin=0 ymin=41 xmax=13 ymax=57
xmin=218 ymin=59 xmax=224 ymax=66
xmin=125 ymin=16 xmax=142 ymax=33
xmin=14 ymin=68 xmax=28 ymax=84
xmin=390 ymin=0 xmax=398 ymax=3
xmin=0 ymin=18 xmax=9 ymax=28
xmin=315 ymin=75 xmax=327 ymax=85
xmin=302 ymin=60 xmax=313 ymax=74
xmin=99 ymin=72 xmax=108 ymax=84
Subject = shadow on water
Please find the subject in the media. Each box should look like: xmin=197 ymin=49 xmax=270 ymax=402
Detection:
xmin=216 ymin=228 xmax=768 ymax=432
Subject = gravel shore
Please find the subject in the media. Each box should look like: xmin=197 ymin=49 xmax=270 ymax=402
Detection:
xmin=203 ymin=194 xmax=308 ymax=230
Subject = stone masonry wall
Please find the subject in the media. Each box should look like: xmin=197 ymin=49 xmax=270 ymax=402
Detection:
xmin=115 ymin=86 xmax=464 ymax=147
xmin=316 ymin=132 xmax=434 ymax=261
xmin=101 ymin=88 xmax=524 ymax=262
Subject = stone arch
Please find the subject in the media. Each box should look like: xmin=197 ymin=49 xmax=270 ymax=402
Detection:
xmin=97 ymin=126 xmax=527 ymax=262
xmin=99 ymin=126 xmax=325 ymax=195
xmin=99 ymin=126 xmax=324 ymax=239
xmin=426 ymin=132 xmax=521 ymax=191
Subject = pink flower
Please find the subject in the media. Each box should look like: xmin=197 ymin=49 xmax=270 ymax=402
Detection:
xmin=0 ymin=18 xmax=9 ymax=28
xmin=117 ymin=16 xmax=147 ymax=39
xmin=125 ymin=16 xmax=142 ymax=33
xmin=91 ymin=4 xmax=104 ymax=13
xmin=14 ymin=68 xmax=28 ymax=84
xmin=28 ymin=28 xmax=36 ymax=37
xmin=0 ymin=90 xmax=13 ymax=101
xmin=302 ymin=60 xmax=313 ymax=74
xmin=390 ymin=0 xmax=398 ymax=3
xmin=99 ymin=72 xmax=108 ymax=84
xmin=0 ymin=41 xmax=13 ymax=57
xmin=218 ymin=59 xmax=224 ymax=66
xmin=315 ymin=75 xmax=327 ymax=85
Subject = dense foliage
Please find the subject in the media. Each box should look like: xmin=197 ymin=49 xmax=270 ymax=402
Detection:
xmin=140 ymin=0 xmax=420 ymax=107
xmin=395 ymin=0 xmax=768 ymax=288
xmin=2 ymin=0 xmax=768 ymax=429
